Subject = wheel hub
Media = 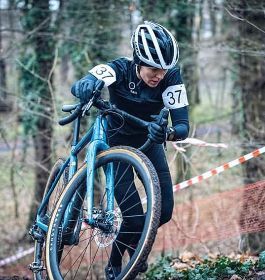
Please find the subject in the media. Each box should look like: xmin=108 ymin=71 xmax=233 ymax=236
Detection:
xmin=94 ymin=208 xmax=122 ymax=248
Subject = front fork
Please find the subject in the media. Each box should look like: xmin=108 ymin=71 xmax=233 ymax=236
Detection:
xmin=86 ymin=116 xmax=115 ymax=225
xmin=61 ymin=140 xmax=114 ymax=245
xmin=62 ymin=116 xmax=115 ymax=244
xmin=86 ymin=140 xmax=114 ymax=223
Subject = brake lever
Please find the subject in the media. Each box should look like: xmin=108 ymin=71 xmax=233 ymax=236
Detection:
xmin=82 ymin=100 xmax=93 ymax=116
xmin=81 ymin=85 xmax=103 ymax=116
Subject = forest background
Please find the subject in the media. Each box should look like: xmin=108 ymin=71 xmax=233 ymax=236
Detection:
xmin=0 ymin=0 xmax=264 ymax=278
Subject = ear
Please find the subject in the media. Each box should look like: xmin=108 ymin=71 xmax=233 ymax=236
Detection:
xmin=136 ymin=65 xmax=141 ymax=78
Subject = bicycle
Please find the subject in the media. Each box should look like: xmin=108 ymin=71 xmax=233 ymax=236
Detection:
xmin=29 ymin=80 xmax=168 ymax=279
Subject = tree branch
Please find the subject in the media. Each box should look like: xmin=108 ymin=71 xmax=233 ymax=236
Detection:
xmin=47 ymin=46 xmax=59 ymax=121
xmin=15 ymin=58 xmax=46 ymax=82
xmin=224 ymin=6 xmax=265 ymax=35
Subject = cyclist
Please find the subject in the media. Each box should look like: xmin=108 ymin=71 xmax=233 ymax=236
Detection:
xmin=71 ymin=21 xmax=189 ymax=279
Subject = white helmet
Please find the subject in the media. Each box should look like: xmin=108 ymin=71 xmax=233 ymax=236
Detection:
xmin=131 ymin=21 xmax=179 ymax=70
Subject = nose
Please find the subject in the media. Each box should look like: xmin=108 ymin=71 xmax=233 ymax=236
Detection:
xmin=155 ymin=69 xmax=166 ymax=79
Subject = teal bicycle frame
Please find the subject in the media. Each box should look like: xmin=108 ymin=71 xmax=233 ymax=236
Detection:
xmin=36 ymin=112 xmax=113 ymax=232
xmin=34 ymin=85 xmax=164 ymax=235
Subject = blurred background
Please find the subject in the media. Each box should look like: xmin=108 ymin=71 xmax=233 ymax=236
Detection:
xmin=0 ymin=0 xmax=264 ymax=278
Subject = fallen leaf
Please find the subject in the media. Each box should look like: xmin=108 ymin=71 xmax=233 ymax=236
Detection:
xmin=172 ymin=262 xmax=190 ymax=270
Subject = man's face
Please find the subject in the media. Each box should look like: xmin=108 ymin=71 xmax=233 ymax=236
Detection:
xmin=139 ymin=66 xmax=167 ymax=87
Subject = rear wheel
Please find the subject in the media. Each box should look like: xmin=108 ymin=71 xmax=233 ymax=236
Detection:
xmin=32 ymin=159 xmax=68 ymax=280
xmin=46 ymin=146 xmax=161 ymax=280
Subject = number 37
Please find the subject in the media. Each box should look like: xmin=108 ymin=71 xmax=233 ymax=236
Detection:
xmin=95 ymin=66 xmax=114 ymax=79
xmin=167 ymin=90 xmax=181 ymax=105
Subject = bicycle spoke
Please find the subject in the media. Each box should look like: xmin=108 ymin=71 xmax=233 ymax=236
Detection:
xmin=76 ymin=190 xmax=85 ymax=203
xmin=119 ymin=187 xmax=141 ymax=208
xmin=119 ymin=179 xmax=137 ymax=206
xmin=83 ymin=235 xmax=102 ymax=278
xmin=62 ymin=230 xmax=97 ymax=278
xmin=59 ymin=230 xmax=87 ymax=262
xmin=118 ymin=231 xmax=142 ymax=234
xmin=114 ymin=163 xmax=131 ymax=187
xmin=114 ymin=161 xmax=121 ymax=182
xmin=112 ymin=239 xmax=124 ymax=260
xmin=71 ymin=233 xmax=97 ymax=280
xmin=115 ymin=239 xmax=136 ymax=251
xmin=122 ymin=214 xmax=145 ymax=218
xmin=63 ymin=238 xmax=91 ymax=279
xmin=122 ymin=201 xmax=143 ymax=214
xmin=52 ymin=184 xmax=63 ymax=210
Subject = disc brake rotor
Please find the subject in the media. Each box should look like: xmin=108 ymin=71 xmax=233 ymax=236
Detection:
xmin=94 ymin=208 xmax=122 ymax=248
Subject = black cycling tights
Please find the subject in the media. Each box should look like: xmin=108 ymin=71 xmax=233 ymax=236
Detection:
xmin=109 ymin=136 xmax=174 ymax=266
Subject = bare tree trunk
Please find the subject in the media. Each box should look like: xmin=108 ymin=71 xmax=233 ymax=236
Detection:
xmin=10 ymin=119 xmax=19 ymax=218
xmin=0 ymin=6 xmax=8 ymax=111
xmin=234 ymin=0 xmax=265 ymax=254
xmin=208 ymin=0 xmax=217 ymax=36
xmin=25 ymin=0 xmax=55 ymax=226
xmin=28 ymin=120 xmax=53 ymax=224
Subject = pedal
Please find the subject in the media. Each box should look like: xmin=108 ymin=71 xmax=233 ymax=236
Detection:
xmin=28 ymin=262 xmax=46 ymax=273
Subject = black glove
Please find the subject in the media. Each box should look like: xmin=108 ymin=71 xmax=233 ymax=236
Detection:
xmin=148 ymin=113 xmax=168 ymax=144
xmin=71 ymin=77 xmax=96 ymax=103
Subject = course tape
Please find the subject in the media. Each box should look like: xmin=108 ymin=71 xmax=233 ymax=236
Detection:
xmin=0 ymin=247 xmax=34 ymax=267
xmin=173 ymin=137 xmax=228 ymax=150
xmin=1 ymin=146 xmax=265 ymax=267
xmin=173 ymin=146 xmax=265 ymax=192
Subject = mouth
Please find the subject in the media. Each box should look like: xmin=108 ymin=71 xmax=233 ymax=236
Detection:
xmin=149 ymin=80 xmax=160 ymax=86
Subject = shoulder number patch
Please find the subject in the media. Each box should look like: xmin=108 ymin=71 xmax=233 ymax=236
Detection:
xmin=89 ymin=64 xmax=116 ymax=87
xmin=162 ymin=84 xmax=189 ymax=109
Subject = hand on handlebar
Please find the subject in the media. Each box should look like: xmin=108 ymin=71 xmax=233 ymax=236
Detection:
xmin=71 ymin=78 xmax=96 ymax=104
xmin=59 ymin=80 xmax=105 ymax=126
xmin=147 ymin=109 xmax=169 ymax=144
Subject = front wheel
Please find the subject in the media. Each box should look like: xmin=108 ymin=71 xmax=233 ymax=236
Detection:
xmin=45 ymin=146 xmax=161 ymax=280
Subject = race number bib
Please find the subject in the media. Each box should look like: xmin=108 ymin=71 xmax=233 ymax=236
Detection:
xmin=162 ymin=84 xmax=189 ymax=109
xmin=89 ymin=64 xmax=116 ymax=87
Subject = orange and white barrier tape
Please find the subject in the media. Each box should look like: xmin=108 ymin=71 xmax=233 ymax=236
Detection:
xmin=173 ymin=146 xmax=265 ymax=192
xmin=173 ymin=137 xmax=228 ymax=149
xmin=1 ymin=146 xmax=265 ymax=267
xmin=0 ymin=247 xmax=34 ymax=267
